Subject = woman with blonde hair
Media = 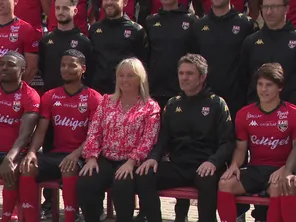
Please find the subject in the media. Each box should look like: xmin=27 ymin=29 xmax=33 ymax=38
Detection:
xmin=76 ymin=58 xmax=161 ymax=222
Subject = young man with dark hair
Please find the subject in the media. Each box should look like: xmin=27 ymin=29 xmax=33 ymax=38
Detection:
xmin=18 ymin=49 xmax=102 ymax=222
xmin=217 ymin=63 xmax=296 ymax=222
xmin=48 ymin=0 xmax=89 ymax=36
xmin=135 ymin=53 xmax=235 ymax=222
xmin=0 ymin=51 xmax=40 ymax=222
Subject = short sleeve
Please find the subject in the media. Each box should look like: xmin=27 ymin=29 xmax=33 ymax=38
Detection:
xmin=23 ymin=89 xmax=40 ymax=113
xmin=21 ymin=23 xmax=39 ymax=53
xmin=40 ymin=92 xmax=53 ymax=120
xmin=235 ymin=109 xmax=249 ymax=141
xmin=88 ymin=90 xmax=102 ymax=120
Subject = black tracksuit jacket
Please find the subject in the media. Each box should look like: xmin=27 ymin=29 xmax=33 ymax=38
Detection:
xmin=89 ymin=15 xmax=148 ymax=94
xmin=39 ymin=27 xmax=93 ymax=91
xmin=148 ymin=86 xmax=235 ymax=170
xmin=191 ymin=8 xmax=257 ymax=111
xmin=146 ymin=7 xmax=198 ymax=97
xmin=239 ymin=21 xmax=296 ymax=104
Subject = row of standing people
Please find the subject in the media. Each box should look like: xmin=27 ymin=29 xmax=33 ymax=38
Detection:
xmin=1 ymin=0 xmax=296 ymax=221
xmin=1 ymin=50 xmax=296 ymax=222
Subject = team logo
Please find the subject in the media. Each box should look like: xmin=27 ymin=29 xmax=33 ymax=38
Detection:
xmin=70 ymin=40 xmax=78 ymax=48
xmin=9 ymin=33 xmax=18 ymax=43
xmin=14 ymin=93 xmax=21 ymax=100
xmin=182 ymin=22 xmax=190 ymax=30
xmin=13 ymin=101 xmax=21 ymax=112
xmin=201 ymin=107 xmax=210 ymax=116
xmin=232 ymin=26 xmax=240 ymax=34
xmin=10 ymin=25 xmax=20 ymax=32
xmin=288 ymin=40 xmax=296 ymax=49
xmin=78 ymin=103 xmax=87 ymax=113
xmin=124 ymin=30 xmax=131 ymax=38
xmin=278 ymin=120 xmax=288 ymax=132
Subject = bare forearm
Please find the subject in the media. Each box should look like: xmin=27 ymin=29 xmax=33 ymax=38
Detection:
xmin=6 ymin=136 xmax=31 ymax=161
xmin=231 ymin=148 xmax=246 ymax=167
xmin=28 ymin=135 xmax=46 ymax=153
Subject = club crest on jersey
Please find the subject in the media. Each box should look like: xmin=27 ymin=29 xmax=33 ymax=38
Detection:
xmin=182 ymin=22 xmax=190 ymax=30
xmin=13 ymin=101 xmax=21 ymax=112
xmin=201 ymin=107 xmax=210 ymax=116
xmin=278 ymin=120 xmax=288 ymax=132
xmin=9 ymin=33 xmax=18 ymax=43
xmin=124 ymin=30 xmax=131 ymax=38
xmin=78 ymin=103 xmax=87 ymax=113
xmin=14 ymin=93 xmax=21 ymax=100
xmin=70 ymin=40 xmax=78 ymax=48
xmin=288 ymin=40 xmax=296 ymax=49
xmin=232 ymin=26 xmax=240 ymax=34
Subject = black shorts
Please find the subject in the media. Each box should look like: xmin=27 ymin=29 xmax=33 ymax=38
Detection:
xmin=240 ymin=165 xmax=279 ymax=194
xmin=36 ymin=152 xmax=84 ymax=183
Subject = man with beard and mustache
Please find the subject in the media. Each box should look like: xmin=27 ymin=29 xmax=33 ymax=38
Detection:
xmin=19 ymin=49 xmax=102 ymax=222
xmin=48 ymin=0 xmax=89 ymax=36
xmin=38 ymin=0 xmax=93 ymax=220
xmin=89 ymin=0 xmax=148 ymax=94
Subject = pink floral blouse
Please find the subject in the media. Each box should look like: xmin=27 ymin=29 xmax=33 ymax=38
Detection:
xmin=82 ymin=94 xmax=161 ymax=163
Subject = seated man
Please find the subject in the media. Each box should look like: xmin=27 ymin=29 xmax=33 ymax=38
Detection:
xmin=0 ymin=51 xmax=40 ymax=222
xmin=19 ymin=49 xmax=102 ymax=222
xmin=217 ymin=63 xmax=296 ymax=222
xmin=135 ymin=53 xmax=235 ymax=222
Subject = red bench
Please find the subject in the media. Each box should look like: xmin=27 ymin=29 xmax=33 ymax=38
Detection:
xmin=106 ymin=187 xmax=270 ymax=218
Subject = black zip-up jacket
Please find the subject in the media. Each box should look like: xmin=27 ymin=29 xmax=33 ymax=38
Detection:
xmin=191 ymin=8 xmax=257 ymax=94
xmin=239 ymin=22 xmax=296 ymax=104
xmin=89 ymin=15 xmax=148 ymax=94
xmin=148 ymin=86 xmax=235 ymax=169
xmin=146 ymin=7 xmax=198 ymax=97
xmin=39 ymin=27 xmax=93 ymax=91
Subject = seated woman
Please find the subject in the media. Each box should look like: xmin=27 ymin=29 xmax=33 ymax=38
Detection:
xmin=76 ymin=58 xmax=161 ymax=222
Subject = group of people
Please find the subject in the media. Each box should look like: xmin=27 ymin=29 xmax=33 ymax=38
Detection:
xmin=1 ymin=0 xmax=296 ymax=222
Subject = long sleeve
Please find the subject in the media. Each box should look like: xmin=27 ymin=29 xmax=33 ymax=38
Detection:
xmin=208 ymin=98 xmax=235 ymax=169
xmin=238 ymin=37 xmax=252 ymax=103
xmin=148 ymin=103 xmax=171 ymax=162
xmin=128 ymin=102 xmax=160 ymax=163
xmin=82 ymin=95 xmax=106 ymax=159
xmin=134 ymin=27 xmax=149 ymax=67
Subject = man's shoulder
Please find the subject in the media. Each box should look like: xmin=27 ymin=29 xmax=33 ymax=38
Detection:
xmin=125 ymin=19 xmax=144 ymax=32
xmin=20 ymin=82 xmax=38 ymax=96
xmin=237 ymin=103 xmax=258 ymax=117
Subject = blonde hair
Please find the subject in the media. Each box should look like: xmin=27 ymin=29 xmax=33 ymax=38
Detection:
xmin=111 ymin=58 xmax=150 ymax=102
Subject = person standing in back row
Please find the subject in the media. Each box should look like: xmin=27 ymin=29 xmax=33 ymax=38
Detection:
xmin=89 ymin=0 xmax=148 ymax=94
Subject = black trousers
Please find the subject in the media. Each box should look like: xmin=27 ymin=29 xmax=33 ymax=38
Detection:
xmin=136 ymin=161 xmax=220 ymax=222
xmin=76 ymin=157 xmax=135 ymax=222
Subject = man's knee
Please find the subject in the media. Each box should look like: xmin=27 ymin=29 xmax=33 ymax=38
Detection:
xmin=268 ymin=183 xmax=280 ymax=197
xmin=218 ymin=177 xmax=237 ymax=192
xmin=195 ymin=174 xmax=219 ymax=191
xmin=21 ymin=163 xmax=38 ymax=176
